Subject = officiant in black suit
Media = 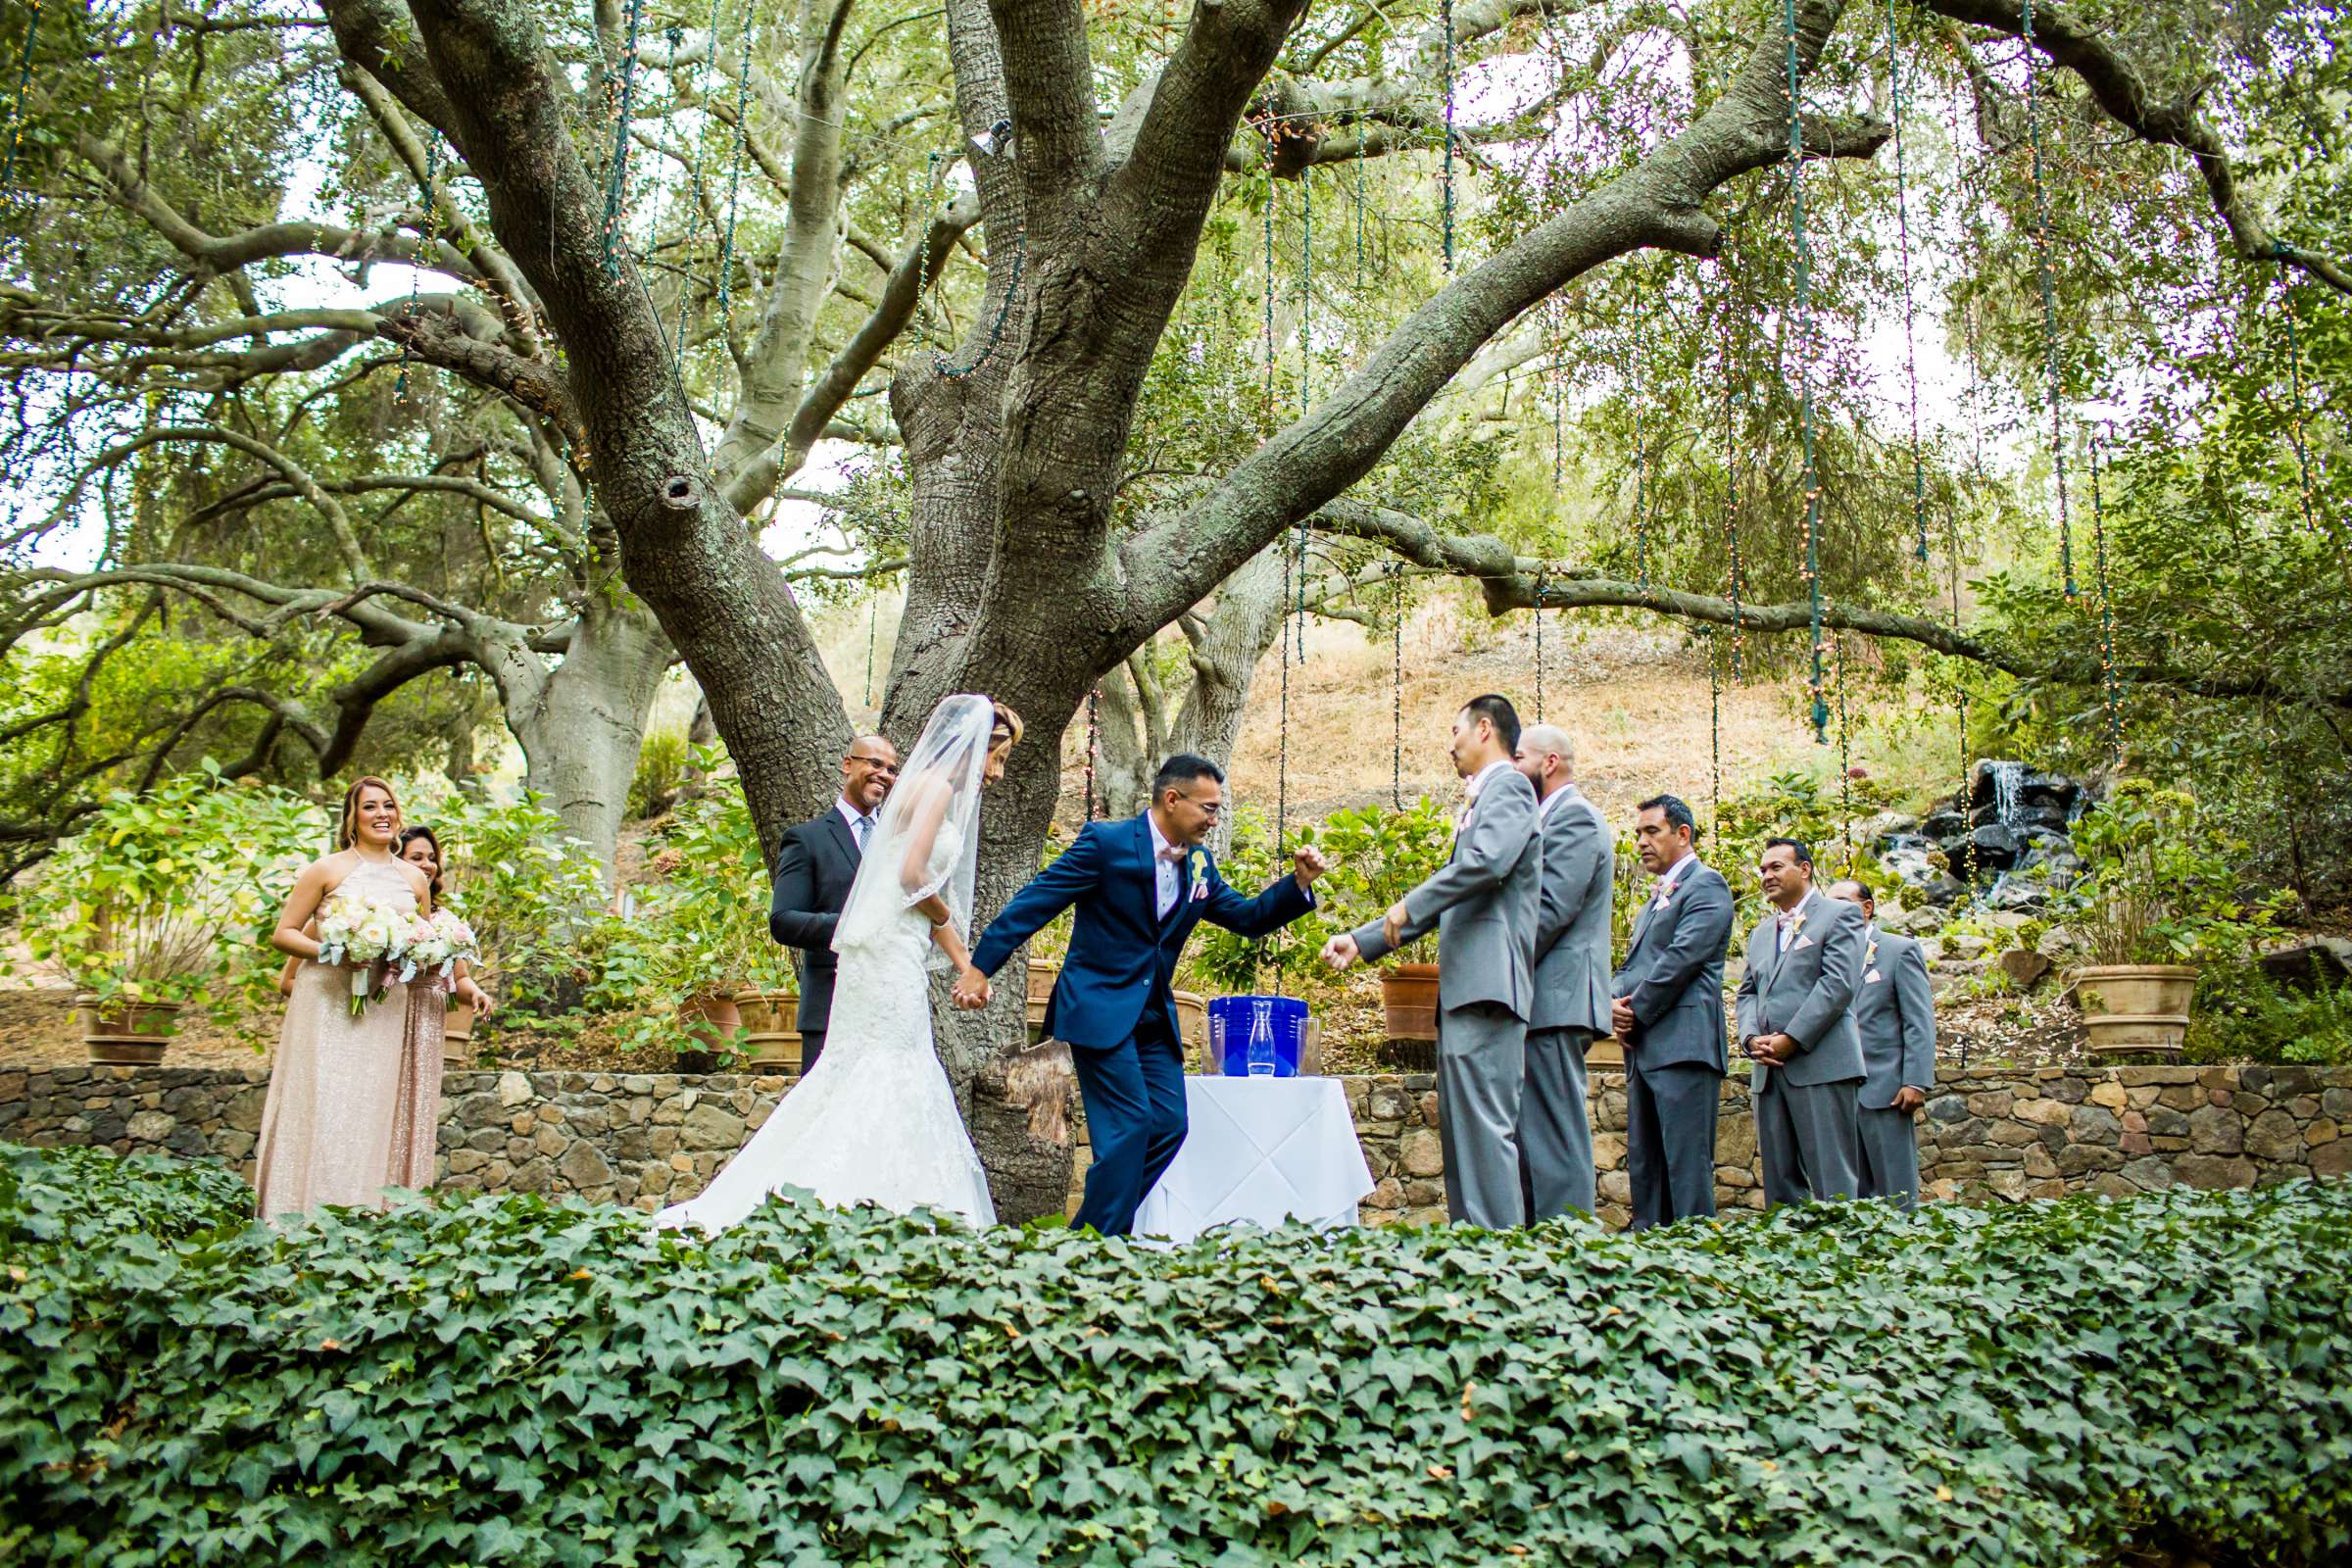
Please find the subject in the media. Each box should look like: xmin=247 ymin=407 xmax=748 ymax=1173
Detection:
xmin=767 ymin=733 xmax=900 ymax=1072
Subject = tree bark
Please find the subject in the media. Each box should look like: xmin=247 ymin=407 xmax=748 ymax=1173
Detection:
xmin=495 ymin=595 xmax=672 ymax=871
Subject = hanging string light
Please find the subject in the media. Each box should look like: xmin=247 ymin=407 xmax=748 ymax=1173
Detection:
xmin=713 ymin=0 xmax=758 ymax=334
xmin=1631 ymin=275 xmax=1651 ymax=591
xmin=1884 ymin=0 xmax=1930 ymax=564
xmin=2087 ymin=429 xmax=2124 ymax=767
xmin=1440 ymin=0 xmax=1456 ymax=271
xmin=1262 ymin=151 xmax=1278 ymax=430
xmin=2273 ymin=262 xmax=2344 ymax=564
xmin=393 ymin=130 xmax=444 ymax=403
xmin=2020 ymin=0 xmax=2077 ymax=597
xmin=0 ymin=0 xmax=42 ymax=189
xmin=1717 ymin=246 xmax=1746 ymax=681
xmin=1708 ymin=627 xmax=1724 ymax=839
xmin=1533 ymin=564 xmax=1545 ymax=721
xmin=933 ymin=226 xmax=1026 ymax=378
xmin=1780 ymin=0 xmax=1829 ymax=743
xmin=1833 ymin=621 xmax=1855 ymax=871
xmin=1390 ymin=557 xmax=1404 ymax=809
xmin=599 ymin=0 xmax=650 ymax=277
xmin=1083 ymin=685 xmax=1101 ymax=821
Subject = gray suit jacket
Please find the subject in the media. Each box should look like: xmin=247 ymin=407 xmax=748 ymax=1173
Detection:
xmin=1529 ymin=785 xmax=1613 ymax=1036
xmin=1354 ymin=764 xmax=1541 ymax=1020
xmin=1851 ymin=923 xmax=1936 ymax=1108
xmin=1609 ymin=857 xmax=1735 ymax=1073
xmin=1735 ymin=888 xmax=1868 ymax=1089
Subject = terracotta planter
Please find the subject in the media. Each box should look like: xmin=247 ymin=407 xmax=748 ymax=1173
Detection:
xmin=1587 ymin=1036 xmax=1626 ymax=1069
xmin=1172 ymin=990 xmax=1208 ymax=1058
xmin=2072 ymin=964 xmax=2197 ymax=1061
xmin=681 ymin=993 xmax=743 ymax=1064
xmin=442 ymin=1000 xmax=476 ymax=1069
xmin=76 ymin=995 xmax=181 ymax=1066
xmin=1380 ymin=962 xmax=1442 ymax=1042
xmin=736 ymin=988 xmax=803 ymax=1071
xmin=2072 ymin=963 xmax=2197 ymax=1019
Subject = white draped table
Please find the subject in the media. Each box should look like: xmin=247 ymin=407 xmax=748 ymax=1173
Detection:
xmin=1133 ymin=1077 xmax=1375 ymax=1242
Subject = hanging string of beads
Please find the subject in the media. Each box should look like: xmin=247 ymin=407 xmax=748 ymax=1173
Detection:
xmin=713 ymin=0 xmax=757 ymax=334
xmin=1833 ymin=621 xmax=1855 ymax=872
xmin=393 ymin=130 xmax=444 ymax=403
xmin=1708 ymin=626 xmax=1724 ymax=839
xmin=668 ymin=8 xmax=724 ymax=376
xmin=1780 ymin=0 xmax=1829 ymax=744
xmin=2087 ymin=429 xmax=2124 ymax=768
xmin=1533 ymin=564 xmax=1545 ymax=721
xmin=933 ymin=225 xmax=1026 ymax=378
xmin=2020 ymin=0 xmax=2077 ymax=597
xmin=1354 ymin=130 xmax=1367 ymax=293
xmin=1884 ymin=0 xmax=1929 ymax=564
xmin=1391 ymin=556 xmax=1404 ymax=809
xmin=1631 ymin=275 xmax=1651 ymax=591
xmin=1261 ymin=148 xmax=1278 ymax=429
xmin=1717 ymin=243 xmax=1746 ymax=680
xmin=1299 ymin=167 xmax=1313 ymax=400
xmin=2273 ymin=259 xmax=2344 ymax=564
xmin=1440 ymin=0 xmax=1456 ymax=271
xmin=599 ymin=0 xmax=650 ymax=277
xmin=862 ymin=594 xmax=880 ymax=708
xmin=0 ymin=0 xmax=42 ymax=189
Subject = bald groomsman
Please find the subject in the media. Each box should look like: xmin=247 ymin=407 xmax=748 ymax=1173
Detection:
xmin=1511 ymin=723 xmax=1613 ymax=1219
xmin=768 ymin=733 xmax=900 ymax=1072
xmin=1736 ymin=838 xmax=1869 ymax=1207
xmin=1609 ymin=795 xmax=1736 ymax=1229
xmin=1827 ymin=879 xmax=1936 ymax=1207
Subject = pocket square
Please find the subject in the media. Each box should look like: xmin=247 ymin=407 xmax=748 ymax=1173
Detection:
xmin=1865 ymin=969 xmax=1884 ymax=984
xmin=1190 ymin=878 xmax=1208 ymax=902
xmin=1794 ymin=934 xmax=1815 ymax=950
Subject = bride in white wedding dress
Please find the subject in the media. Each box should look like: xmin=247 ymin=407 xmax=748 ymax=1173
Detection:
xmin=656 ymin=695 xmax=1021 ymax=1233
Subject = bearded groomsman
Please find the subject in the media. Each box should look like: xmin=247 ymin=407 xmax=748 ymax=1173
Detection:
xmin=768 ymin=733 xmax=899 ymax=1073
xmin=1609 ymin=796 xmax=1735 ymax=1229
xmin=1827 ymin=879 xmax=1936 ymax=1207
xmin=1511 ymin=723 xmax=1612 ymax=1219
xmin=1736 ymin=839 xmax=1869 ymax=1207
xmin=1325 ymin=695 xmax=1541 ymax=1229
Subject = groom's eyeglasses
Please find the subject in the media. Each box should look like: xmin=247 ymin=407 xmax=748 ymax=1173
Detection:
xmin=1173 ymin=793 xmax=1223 ymax=817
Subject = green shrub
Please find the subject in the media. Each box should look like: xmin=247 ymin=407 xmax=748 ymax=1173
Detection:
xmin=5 ymin=1142 xmax=2351 ymax=1566
xmin=2059 ymin=780 xmax=2286 ymax=966
xmin=1185 ymin=806 xmax=1336 ymax=997
xmin=625 ymin=726 xmax=690 ymax=821
xmin=1710 ymin=768 xmax=1900 ymax=907
xmin=2187 ymin=965 xmax=2352 ymax=1066
xmin=7 ymin=765 xmax=324 ymax=1027
xmin=422 ymin=787 xmax=612 ymax=1017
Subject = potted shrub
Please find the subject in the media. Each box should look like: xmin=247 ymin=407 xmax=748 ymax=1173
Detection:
xmin=16 ymin=768 xmax=319 ymax=1065
xmin=621 ymin=788 xmax=782 ymax=1072
xmin=2058 ymin=782 xmax=2284 ymax=1058
xmin=1309 ymin=799 xmax=1455 ymax=1043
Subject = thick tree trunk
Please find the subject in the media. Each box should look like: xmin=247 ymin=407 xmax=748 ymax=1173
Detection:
xmin=502 ymin=595 xmax=670 ymax=873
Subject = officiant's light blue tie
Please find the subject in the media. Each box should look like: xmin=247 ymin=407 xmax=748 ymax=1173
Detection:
xmin=855 ymin=815 xmax=872 ymax=851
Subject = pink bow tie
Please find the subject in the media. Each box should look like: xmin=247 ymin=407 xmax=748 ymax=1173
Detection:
xmin=1158 ymin=846 xmax=1188 ymax=863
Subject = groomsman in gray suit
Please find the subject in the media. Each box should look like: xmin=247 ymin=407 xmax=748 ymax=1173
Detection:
xmin=1827 ymin=879 xmax=1936 ymax=1207
xmin=1609 ymin=796 xmax=1735 ymax=1229
xmin=1325 ymin=695 xmax=1541 ymax=1228
xmin=1511 ymin=723 xmax=1612 ymax=1219
xmin=1736 ymin=839 xmax=1869 ymax=1207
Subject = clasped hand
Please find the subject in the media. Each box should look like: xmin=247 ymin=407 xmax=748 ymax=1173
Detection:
xmin=1744 ymin=1032 xmax=1795 ymax=1064
xmin=950 ymin=969 xmax=992 ymax=1010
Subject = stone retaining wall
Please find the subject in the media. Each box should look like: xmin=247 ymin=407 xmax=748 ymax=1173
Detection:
xmin=5 ymin=1062 xmax=2345 ymax=1228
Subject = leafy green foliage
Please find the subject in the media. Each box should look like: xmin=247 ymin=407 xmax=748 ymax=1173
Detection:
xmin=4 ymin=1143 xmax=2351 ymax=1565
xmin=625 ymin=727 xmax=691 ymax=821
xmin=7 ymin=765 xmax=323 ymax=1025
xmin=2058 ymin=780 xmax=2286 ymax=966
xmin=420 ymin=788 xmax=612 ymax=1018
xmin=2187 ymin=966 xmax=2352 ymax=1067
xmin=1709 ymin=769 xmax=1902 ymax=910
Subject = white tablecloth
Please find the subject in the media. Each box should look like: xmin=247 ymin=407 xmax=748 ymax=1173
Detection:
xmin=1133 ymin=1077 xmax=1375 ymax=1241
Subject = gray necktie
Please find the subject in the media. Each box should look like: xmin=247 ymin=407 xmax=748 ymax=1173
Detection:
xmin=854 ymin=814 xmax=872 ymax=850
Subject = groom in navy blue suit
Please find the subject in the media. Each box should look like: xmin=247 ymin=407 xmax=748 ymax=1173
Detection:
xmin=966 ymin=755 xmax=1327 ymax=1235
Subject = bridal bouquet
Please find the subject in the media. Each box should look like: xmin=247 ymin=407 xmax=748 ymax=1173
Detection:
xmin=316 ymin=889 xmax=416 ymax=1016
xmin=401 ymin=907 xmax=480 ymax=985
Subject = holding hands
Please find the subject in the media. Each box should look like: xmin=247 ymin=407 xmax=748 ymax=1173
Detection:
xmin=950 ymin=967 xmax=992 ymax=1010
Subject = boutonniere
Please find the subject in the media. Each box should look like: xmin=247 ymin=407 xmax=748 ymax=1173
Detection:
xmin=1788 ymin=906 xmax=1809 ymax=936
xmin=1865 ymin=936 xmax=1879 ymax=965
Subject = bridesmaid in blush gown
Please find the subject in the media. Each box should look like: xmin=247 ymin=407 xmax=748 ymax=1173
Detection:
xmin=252 ymin=777 xmax=438 ymax=1222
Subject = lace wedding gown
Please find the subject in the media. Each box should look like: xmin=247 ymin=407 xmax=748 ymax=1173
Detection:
xmin=655 ymin=821 xmax=997 ymax=1232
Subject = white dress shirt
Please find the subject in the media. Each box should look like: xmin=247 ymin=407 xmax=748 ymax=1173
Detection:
xmin=1148 ymin=812 xmax=1183 ymax=920
xmin=836 ymin=797 xmax=876 ymax=852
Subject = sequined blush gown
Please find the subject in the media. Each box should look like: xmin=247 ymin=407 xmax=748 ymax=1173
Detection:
xmin=253 ymin=859 xmax=442 ymax=1221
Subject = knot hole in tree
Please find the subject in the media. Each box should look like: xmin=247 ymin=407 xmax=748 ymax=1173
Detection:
xmin=661 ymin=475 xmax=701 ymax=514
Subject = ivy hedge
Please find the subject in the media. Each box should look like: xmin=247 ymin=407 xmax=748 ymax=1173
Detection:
xmin=4 ymin=1143 xmax=2350 ymax=1566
